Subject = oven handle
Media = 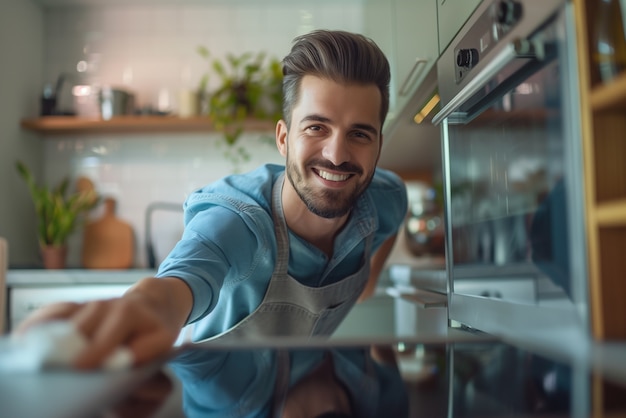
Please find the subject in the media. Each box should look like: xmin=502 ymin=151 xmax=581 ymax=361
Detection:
xmin=432 ymin=38 xmax=544 ymax=126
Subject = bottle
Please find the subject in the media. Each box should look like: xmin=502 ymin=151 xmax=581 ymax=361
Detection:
xmin=594 ymin=0 xmax=626 ymax=83
xmin=403 ymin=183 xmax=445 ymax=257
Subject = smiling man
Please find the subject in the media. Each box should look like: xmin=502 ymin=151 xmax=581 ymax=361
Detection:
xmin=16 ymin=30 xmax=408 ymax=369
xmin=278 ymin=74 xmax=386 ymax=256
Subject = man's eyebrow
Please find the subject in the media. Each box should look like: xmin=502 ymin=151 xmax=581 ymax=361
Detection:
xmin=299 ymin=114 xmax=332 ymax=124
xmin=299 ymin=114 xmax=379 ymax=136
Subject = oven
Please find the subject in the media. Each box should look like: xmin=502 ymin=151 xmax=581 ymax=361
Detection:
xmin=432 ymin=0 xmax=590 ymax=345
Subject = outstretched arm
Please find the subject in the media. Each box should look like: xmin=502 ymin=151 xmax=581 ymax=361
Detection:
xmin=15 ymin=276 xmax=193 ymax=369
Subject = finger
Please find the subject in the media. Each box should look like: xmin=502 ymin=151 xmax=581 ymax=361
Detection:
xmin=73 ymin=301 xmax=135 ymax=369
xmin=14 ymin=301 xmax=82 ymax=334
xmin=71 ymin=299 xmax=114 ymax=338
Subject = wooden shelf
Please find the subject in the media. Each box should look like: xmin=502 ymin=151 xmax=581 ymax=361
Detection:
xmin=594 ymin=199 xmax=626 ymax=227
xmin=20 ymin=116 xmax=276 ymax=135
xmin=590 ymin=72 xmax=626 ymax=112
xmin=591 ymin=112 xmax=626 ymax=202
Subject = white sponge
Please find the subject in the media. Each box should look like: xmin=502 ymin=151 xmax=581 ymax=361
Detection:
xmin=0 ymin=321 xmax=133 ymax=372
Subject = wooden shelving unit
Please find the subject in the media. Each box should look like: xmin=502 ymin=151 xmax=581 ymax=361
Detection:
xmin=575 ymin=4 xmax=626 ymax=413
xmin=20 ymin=116 xmax=276 ymax=135
xmin=575 ymin=0 xmax=626 ymax=343
xmin=590 ymin=72 xmax=626 ymax=110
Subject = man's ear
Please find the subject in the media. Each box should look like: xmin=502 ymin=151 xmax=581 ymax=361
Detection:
xmin=276 ymin=120 xmax=288 ymax=157
xmin=375 ymin=133 xmax=384 ymax=165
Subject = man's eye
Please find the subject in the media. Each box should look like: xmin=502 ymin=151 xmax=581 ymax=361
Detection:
xmin=304 ymin=125 xmax=326 ymax=135
xmin=353 ymin=131 xmax=372 ymax=141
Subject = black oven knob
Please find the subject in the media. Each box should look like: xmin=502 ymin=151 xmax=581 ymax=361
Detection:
xmin=456 ymin=48 xmax=479 ymax=68
xmin=496 ymin=0 xmax=522 ymax=26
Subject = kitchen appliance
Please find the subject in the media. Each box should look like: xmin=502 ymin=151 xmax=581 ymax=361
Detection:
xmin=100 ymin=86 xmax=135 ymax=120
xmin=145 ymin=202 xmax=185 ymax=269
xmin=403 ymin=181 xmax=446 ymax=257
xmin=41 ymin=73 xmax=83 ymax=116
xmin=432 ymin=0 xmax=589 ymax=345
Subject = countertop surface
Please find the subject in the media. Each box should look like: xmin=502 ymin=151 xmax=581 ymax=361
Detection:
xmin=383 ymin=230 xmax=448 ymax=294
xmin=2 ymin=334 xmax=626 ymax=418
xmin=6 ymin=269 xmax=157 ymax=286
xmin=7 ymin=254 xmax=624 ymax=416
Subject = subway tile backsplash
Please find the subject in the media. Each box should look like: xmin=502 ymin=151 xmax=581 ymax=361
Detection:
xmin=44 ymin=2 xmax=364 ymax=112
xmin=47 ymin=133 xmax=284 ymax=269
xmin=41 ymin=1 xmax=364 ymax=268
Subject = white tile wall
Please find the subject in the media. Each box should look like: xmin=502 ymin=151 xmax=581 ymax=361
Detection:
xmin=45 ymin=133 xmax=283 ymax=268
xmin=40 ymin=1 xmax=365 ymax=268
xmin=44 ymin=2 xmax=365 ymax=112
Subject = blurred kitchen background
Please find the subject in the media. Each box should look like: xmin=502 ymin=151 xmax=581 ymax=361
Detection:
xmin=4 ymin=3 xmax=626 ymax=412
xmin=1 ymin=0 xmax=446 ymax=269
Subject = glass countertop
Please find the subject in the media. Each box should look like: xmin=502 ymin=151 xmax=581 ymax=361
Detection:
xmin=95 ymin=336 xmax=626 ymax=418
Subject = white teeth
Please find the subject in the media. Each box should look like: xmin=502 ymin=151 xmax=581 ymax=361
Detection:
xmin=318 ymin=170 xmax=349 ymax=182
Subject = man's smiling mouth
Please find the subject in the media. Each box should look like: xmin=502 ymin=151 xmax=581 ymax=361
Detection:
xmin=315 ymin=169 xmax=351 ymax=182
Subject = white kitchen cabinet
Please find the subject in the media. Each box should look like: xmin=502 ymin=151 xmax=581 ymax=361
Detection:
xmin=5 ymin=269 xmax=153 ymax=331
xmin=437 ymin=0 xmax=482 ymax=54
xmin=9 ymin=285 xmax=131 ymax=331
xmin=364 ymin=0 xmax=439 ymax=131
xmin=390 ymin=0 xmax=439 ymax=123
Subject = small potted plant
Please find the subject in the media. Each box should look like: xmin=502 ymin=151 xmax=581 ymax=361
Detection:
xmin=16 ymin=161 xmax=99 ymax=269
xmin=197 ymin=47 xmax=283 ymax=170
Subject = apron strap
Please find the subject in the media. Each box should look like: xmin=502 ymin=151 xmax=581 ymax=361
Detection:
xmin=271 ymin=172 xmax=289 ymax=278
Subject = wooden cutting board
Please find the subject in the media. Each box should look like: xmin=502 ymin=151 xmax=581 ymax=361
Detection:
xmin=82 ymin=197 xmax=134 ymax=269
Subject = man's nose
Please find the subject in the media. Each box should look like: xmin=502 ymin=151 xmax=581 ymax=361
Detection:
xmin=321 ymin=132 xmax=350 ymax=166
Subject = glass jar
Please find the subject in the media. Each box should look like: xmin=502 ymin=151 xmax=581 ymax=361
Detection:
xmin=403 ymin=183 xmax=445 ymax=257
xmin=594 ymin=0 xmax=626 ymax=83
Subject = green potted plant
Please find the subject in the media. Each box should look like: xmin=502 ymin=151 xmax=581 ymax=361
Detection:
xmin=16 ymin=161 xmax=99 ymax=269
xmin=197 ymin=47 xmax=283 ymax=170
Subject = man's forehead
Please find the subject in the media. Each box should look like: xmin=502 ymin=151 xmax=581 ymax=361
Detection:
xmin=293 ymin=76 xmax=382 ymax=122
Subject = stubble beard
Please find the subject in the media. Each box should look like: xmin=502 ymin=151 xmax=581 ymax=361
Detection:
xmin=285 ymin=154 xmax=374 ymax=219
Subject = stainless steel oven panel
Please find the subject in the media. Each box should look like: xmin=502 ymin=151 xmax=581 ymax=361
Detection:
xmin=435 ymin=0 xmax=589 ymax=345
xmin=436 ymin=0 xmax=565 ymax=115
xmin=454 ymin=278 xmax=535 ymax=304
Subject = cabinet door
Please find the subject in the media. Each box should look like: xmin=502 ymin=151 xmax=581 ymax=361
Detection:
xmin=437 ymin=0 xmax=482 ymax=54
xmin=9 ymin=285 xmax=130 ymax=331
xmin=390 ymin=0 xmax=439 ymax=122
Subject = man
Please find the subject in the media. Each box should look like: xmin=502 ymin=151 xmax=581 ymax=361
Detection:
xmin=17 ymin=30 xmax=408 ymax=369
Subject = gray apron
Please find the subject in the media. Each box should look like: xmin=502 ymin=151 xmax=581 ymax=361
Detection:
xmin=207 ymin=173 xmax=373 ymax=341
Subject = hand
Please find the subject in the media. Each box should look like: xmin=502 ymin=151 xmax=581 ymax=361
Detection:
xmin=15 ymin=277 xmax=192 ymax=370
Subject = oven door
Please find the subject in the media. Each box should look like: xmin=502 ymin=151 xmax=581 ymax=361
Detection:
xmin=433 ymin=1 xmax=589 ymax=346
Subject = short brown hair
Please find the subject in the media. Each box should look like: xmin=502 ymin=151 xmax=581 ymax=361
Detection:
xmin=281 ymin=30 xmax=390 ymax=130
